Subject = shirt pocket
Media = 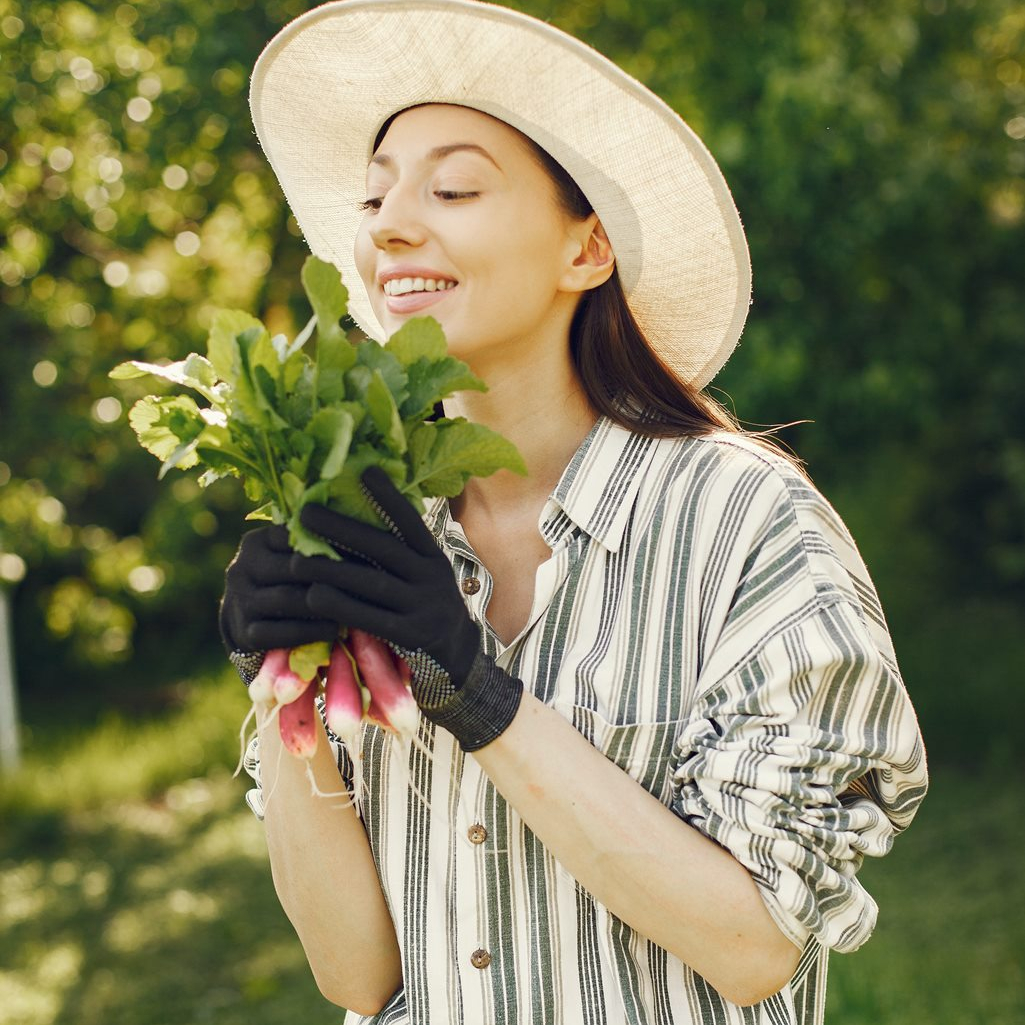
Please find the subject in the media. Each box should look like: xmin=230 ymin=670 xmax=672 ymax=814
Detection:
xmin=551 ymin=699 xmax=684 ymax=802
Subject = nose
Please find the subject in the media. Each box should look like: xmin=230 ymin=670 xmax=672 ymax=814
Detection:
xmin=368 ymin=185 xmax=427 ymax=251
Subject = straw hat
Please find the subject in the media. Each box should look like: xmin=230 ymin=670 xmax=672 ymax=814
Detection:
xmin=249 ymin=0 xmax=751 ymax=388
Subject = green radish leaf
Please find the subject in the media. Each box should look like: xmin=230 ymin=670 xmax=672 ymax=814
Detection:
xmin=303 ymin=257 xmax=358 ymax=407
xmin=287 ymin=527 xmax=337 ymax=558
xmin=283 ymin=348 xmax=309 ymax=397
xmin=109 ymin=360 xmax=152 ymax=380
xmin=253 ymin=364 xmax=279 ymax=408
xmin=198 ymin=467 xmax=230 ymax=488
xmin=365 ymin=370 xmax=406 ymax=455
xmin=326 ymin=444 xmax=409 ymax=527
xmin=307 ymin=407 xmax=356 ymax=480
xmin=286 ymin=453 xmax=312 ymax=482
xmin=109 ymin=354 xmax=222 ymax=405
xmin=159 ymin=439 xmax=201 ymax=478
xmin=301 ymin=255 xmax=359 ymax=385
xmin=245 ymin=503 xmax=276 ymax=521
xmin=213 ymin=418 xmax=266 ymax=474
xmin=356 ymin=340 xmax=408 ymax=408
xmin=194 ymin=429 xmax=254 ymax=479
xmin=243 ymin=475 xmax=278 ymax=514
xmin=229 ymin=327 xmax=271 ymax=425
xmin=412 ymin=418 xmax=527 ymax=496
xmin=407 ymin=418 xmax=437 ymax=469
xmin=402 ymin=355 xmax=486 ymax=420
xmin=249 ymin=329 xmax=283 ymax=391
xmin=238 ymin=328 xmax=289 ymax=430
xmin=128 ymin=396 xmax=206 ymax=462
xmin=289 ymin=640 xmax=333 ymax=682
xmin=316 ymin=351 xmax=355 ymax=405
xmin=301 ymin=256 xmax=349 ymax=342
xmin=285 ymin=429 xmax=316 ymax=480
xmin=283 ymin=362 xmax=316 ymax=428
xmin=280 ymin=470 xmax=306 ymax=513
xmin=115 ymin=261 xmax=526 ymax=589
xmin=344 ymin=363 xmax=372 ymax=402
xmin=386 ymin=316 xmax=447 ymax=365
xmin=285 ymin=480 xmax=338 ymax=558
xmin=207 ymin=309 xmax=263 ymax=383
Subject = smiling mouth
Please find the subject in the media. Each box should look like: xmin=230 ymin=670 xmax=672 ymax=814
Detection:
xmin=383 ymin=276 xmax=457 ymax=297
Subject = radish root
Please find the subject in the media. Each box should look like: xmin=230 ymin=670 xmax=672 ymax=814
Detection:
xmin=233 ymin=701 xmax=260 ymax=779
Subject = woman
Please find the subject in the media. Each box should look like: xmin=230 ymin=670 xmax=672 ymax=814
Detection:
xmin=220 ymin=2 xmax=928 ymax=1022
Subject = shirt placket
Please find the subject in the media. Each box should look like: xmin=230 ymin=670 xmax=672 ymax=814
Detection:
xmin=454 ymin=756 xmax=506 ymax=1015
xmin=440 ymin=540 xmax=503 ymax=1005
xmin=435 ymin=501 xmax=584 ymax=1011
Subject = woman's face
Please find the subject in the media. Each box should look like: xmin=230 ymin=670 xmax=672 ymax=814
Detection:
xmin=354 ymin=104 xmax=588 ymax=368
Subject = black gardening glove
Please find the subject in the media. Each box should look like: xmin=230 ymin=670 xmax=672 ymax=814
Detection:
xmin=292 ymin=466 xmax=524 ymax=751
xmin=219 ymin=524 xmax=340 ymax=684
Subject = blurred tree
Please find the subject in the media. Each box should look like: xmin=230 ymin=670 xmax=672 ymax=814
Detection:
xmin=1 ymin=0 xmax=1022 ymax=708
xmin=528 ymin=0 xmax=1025 ymax=597
xmin=0 ymin=0 xmax=313 ymax=704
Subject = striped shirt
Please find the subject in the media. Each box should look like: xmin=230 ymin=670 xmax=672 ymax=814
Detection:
xmin=244 ymin=416 xmax=928 ymax=1025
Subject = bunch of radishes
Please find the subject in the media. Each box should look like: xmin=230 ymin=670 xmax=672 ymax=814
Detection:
xmin=252 ymin=630 xmax=418 ymax=761
xmin=111 ymin=255 xmax=523 ymax=791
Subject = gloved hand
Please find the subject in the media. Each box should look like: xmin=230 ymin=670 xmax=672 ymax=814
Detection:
xmin=292 ymin=466 xmax=524 ymax=751
xmin=218 ymin=524 xmax=340 ymax=683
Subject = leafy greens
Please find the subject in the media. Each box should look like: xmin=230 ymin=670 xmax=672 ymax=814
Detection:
xmin=110 ymin=256 xmax=526 ymax=558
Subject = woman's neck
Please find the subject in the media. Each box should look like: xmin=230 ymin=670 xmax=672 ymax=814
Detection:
xmin=443 ymin=345 xmax=598 ymax=522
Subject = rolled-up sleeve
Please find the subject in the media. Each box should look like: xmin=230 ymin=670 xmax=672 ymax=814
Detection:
xmin=661 ymin=444 xmax=928 ymax=954
xmin=671 ymin=594 xmax=927 ymax=952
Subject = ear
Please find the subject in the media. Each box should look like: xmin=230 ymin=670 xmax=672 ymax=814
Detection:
xmin=560 ymin=214 xmax=615 ymax=294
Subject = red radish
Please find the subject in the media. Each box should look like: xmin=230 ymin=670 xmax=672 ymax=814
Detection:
xmin=248 ymin=672 xmax=274 ymax=707
xmin=324 ymin=642 xmax=366 ymax=746
xmin=348 ymin=628 xmax=419 ymax=738
xmin=257 ymin=647 xmax=308 ymax=705
xmin=278 ymin=675 xmax=319 ymax=759
xmin=250 ymin=649 xmax=288 ymax=704
xmin=392 ymin=650 xmax=413 ymax=690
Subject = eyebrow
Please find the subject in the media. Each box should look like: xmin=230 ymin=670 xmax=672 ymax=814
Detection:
xmin=370 ymin=143 xmax=501 ymax=171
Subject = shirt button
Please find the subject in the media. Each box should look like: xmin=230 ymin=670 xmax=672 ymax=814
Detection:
xmin=467 ymin=824 xmax=487 ymax=844
xmin=470 ymin=948 xmax=491 ymax=970
xmin=461 ymin=576 xmax=481 ymax=595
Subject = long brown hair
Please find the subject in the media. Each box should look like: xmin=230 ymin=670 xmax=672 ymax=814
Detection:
xmin=529 ymin=140 xmax=772 ymax=443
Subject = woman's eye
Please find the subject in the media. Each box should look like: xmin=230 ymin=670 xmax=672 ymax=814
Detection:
xmin=435 ymin=190 xmax=479 ymax=201
xmin=357 ymin=197 xmax=383 ymax=212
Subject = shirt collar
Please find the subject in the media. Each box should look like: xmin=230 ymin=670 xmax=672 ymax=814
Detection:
xmin=541 ymin=416 xmax=658 ymax=553
xmin=424 ymin=416 xmax=658 ymax=556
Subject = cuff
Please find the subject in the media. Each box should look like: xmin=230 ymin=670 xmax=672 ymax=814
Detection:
xmin=228 ymin=649 xmax=265 ymax=686
xmin=421 ymin=650 xmax=524 ymax=752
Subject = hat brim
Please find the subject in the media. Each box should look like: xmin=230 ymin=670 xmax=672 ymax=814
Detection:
xmin=250 ymin=0 xmax=751 ymax=388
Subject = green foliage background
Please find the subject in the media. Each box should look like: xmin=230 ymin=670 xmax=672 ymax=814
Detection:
xmin=3 ymin=0 xmax=1024 ymax=751
xmin=1 ymin=0 xmax=1024 ymax=1020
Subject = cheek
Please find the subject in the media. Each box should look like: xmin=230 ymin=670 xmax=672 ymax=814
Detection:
xmin=353 ymin=226 xmax=377 ymax=295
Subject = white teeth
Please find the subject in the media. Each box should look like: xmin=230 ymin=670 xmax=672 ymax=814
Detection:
xmin=384 ymin=277 xmax=454 ymax=296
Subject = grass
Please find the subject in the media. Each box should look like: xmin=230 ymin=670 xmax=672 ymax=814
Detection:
xmin=0 ymin=670 xmax=337 ymax=1025
xmin=1 ymin=670 xmax=1023 ymax=1024
xmin=825 ymin=767 xmax=1025 ymax=1025
xmin=1 ymin=775 xmax=339 ymax=1024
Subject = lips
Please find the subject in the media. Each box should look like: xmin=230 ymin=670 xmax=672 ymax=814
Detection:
xmin=379 ymin=268 xmax=458 ymax=315
xmin=383 ymin=287 xmax=456 ymax=315
xmin=383 ymin=276 xmax=457 ymax=297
